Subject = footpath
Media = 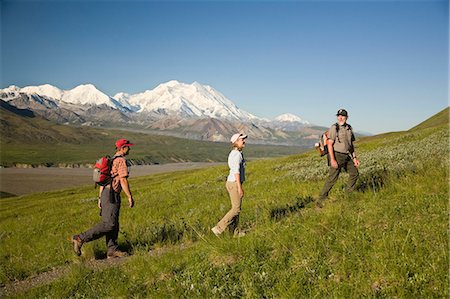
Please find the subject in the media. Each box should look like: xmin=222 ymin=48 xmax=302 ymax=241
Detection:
xmin=1 ymin=243 xmax=192 ymax=297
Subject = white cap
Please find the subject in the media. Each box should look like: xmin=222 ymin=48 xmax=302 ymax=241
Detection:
xmin=230 ymin=133 xmax=248 ymax=143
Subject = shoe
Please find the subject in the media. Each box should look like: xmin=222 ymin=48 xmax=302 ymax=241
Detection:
xmin=71 ymin=235 xmax=83 ymax=256
xmin=233 ymin=231 xmax=246 ymax=238
xmin=315 ymin=200 xmax=324 ymax=209
xmin=211 ymin=226 xmax=221 ymax=236
xmin=107 ymin=250 xmax=128 ymax=259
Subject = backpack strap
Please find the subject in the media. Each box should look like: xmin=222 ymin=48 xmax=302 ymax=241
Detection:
xmin=333 ymin=123 xmax=341 ymax=142
xmin=334 ymin=122 xmax=353 ymax=143
xmin=109 ymin=155 xmax=124 ymax=178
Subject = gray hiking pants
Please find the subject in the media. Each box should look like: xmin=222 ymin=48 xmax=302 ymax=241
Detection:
xmin=318 ymin=152 xmax=359 ymax=202
xmin=80 ymin=186 xmax=121 ymax=254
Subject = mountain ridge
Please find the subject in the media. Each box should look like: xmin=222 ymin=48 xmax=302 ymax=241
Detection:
xmin=0 ymin=100 xmax=302 ymax=167
xmin=0 ymin=81 xmax=322 ymax=146
xmin=1 ymin=81 xmax=306 ymax=123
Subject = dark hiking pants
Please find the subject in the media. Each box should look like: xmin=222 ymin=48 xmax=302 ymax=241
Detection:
xmin=318 ymin=152 xmax=359 ymax=203
xmin=80 ymin=186 xmax=121 ymax=254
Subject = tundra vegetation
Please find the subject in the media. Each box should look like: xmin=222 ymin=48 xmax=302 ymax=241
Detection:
xmin=0 ymin=108 xmax=448 ymax=298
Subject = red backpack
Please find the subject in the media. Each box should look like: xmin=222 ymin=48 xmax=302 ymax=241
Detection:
xmin=93 ymin=156 xmax=120 ymax=186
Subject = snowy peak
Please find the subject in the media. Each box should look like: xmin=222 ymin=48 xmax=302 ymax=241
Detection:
xmin=21 ymin=84 xmax=64 ymax=100
xmin=0 ymin=84 xmax=123 ymax=110
xmin=116 ymin=80 xmax=259 ymax=121
xmin=275 ymin=113 xmax=310 ymax=125
xmin=1 ymin=81 xmax=311 ymax=126
xmin=0 ymin=85 xmax=23 ymax=98
xmin=61 ymin=84 xmax=116 ymax=107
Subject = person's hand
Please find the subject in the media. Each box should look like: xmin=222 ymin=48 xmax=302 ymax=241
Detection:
xmin=353 ymin=158 xmax=360 ymax=168
xmin=98 ymin=198 xmax=102 ymax=209
xmin=238 ymin=188 xmax=244 ymax=199
xmin=128 ymin=197 xmax=134 ymax=208
xmin=331 ymin=159 xmax=338 ymax=169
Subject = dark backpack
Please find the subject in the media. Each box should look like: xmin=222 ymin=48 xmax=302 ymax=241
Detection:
xmin=93 ymin=156 xmax=120 ymax=186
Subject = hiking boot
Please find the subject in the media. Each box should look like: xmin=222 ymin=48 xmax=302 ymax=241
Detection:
xmin=211 ymin=226 xmax=221 ymax=237
xmin=71 ymin=235 xmax=83 ymax=256
xmin=107 ymin=250 xmax=128 ymax=259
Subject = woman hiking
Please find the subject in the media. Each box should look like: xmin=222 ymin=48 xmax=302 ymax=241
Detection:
xmin=211 ymin=133 xmax=247 ymax=237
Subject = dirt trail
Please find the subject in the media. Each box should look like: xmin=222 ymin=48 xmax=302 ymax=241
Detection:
xmin=0 ymin=243 xmax=192 ymax=297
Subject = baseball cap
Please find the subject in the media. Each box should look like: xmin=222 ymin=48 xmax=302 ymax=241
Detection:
xmin=336 ymin=109 xmax=348 ymax=117
xmin=115 ymin=139 xmax=135 ymax=148
xmin=230 ymin=133 xmax=248 ymax=143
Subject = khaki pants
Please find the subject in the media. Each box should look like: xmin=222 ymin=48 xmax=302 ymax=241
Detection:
xmin=318 ymin=152 xmax=359 ymax=203
xmin=216 ymin=181 xmax=242 ymax=234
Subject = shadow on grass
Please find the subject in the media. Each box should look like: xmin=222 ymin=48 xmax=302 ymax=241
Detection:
xmin=92 ymin=222 xmax=188 ymax=260
xmin=111 ymin=220 xmax=202 ymax=258
xmin=356 ymin=169 xmax=387 ymax=193
xmin=269 ymin=196 xmax=314 ymax=221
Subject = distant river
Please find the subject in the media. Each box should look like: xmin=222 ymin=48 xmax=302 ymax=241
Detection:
xmin=0 ymin=162 xmax=224 ymax=197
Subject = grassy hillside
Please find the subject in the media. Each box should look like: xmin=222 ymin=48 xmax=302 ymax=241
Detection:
xmin=410 ymin=106 xmax=449 ymax=131
xmin=0 ymin=102 xmax=301 ymax=166
xmin=0 ymin=113 xmax=448 ymax=297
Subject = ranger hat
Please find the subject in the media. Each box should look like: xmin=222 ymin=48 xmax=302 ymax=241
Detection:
xmin=336 ymin=109 xmax=348 ymax=117
xmin=230 ymin=133 xmax=248 ymax=143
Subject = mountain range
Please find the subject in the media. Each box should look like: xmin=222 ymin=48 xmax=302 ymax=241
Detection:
xmin=0 ymin=81 xmax=323 ymax=146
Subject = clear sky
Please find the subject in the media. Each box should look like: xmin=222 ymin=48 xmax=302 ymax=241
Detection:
xmin=1 ymin=0 xmax=448 ymax=134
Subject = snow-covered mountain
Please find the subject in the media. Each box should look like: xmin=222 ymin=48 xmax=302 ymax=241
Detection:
xmin=1 ymin=84 xmax=123 ymax=111
xmin=113 ymin=80 xmax=259 ymax=121
xmin=274 ymin=113 xmax=310 ymax=125
xmin=61 ymin=84 xmax=121 ymax=108
xmin=1 ymin=81 xmax=265 ymax=122
xmin=0 ymin=81 xmax=321 ymax=145
xmin=21 ymin=84 xmax=64 ymax=100
xmin=1 ymin=81 xmax=311 ymax=125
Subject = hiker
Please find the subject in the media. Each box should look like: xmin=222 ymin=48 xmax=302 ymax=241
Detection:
xmin=71 ymin=139 xmax=135 ymax=258
xmin=211 ymin=133 xmax=247 ymax=237
xmin=316 ymin=109 xmax=360 ymax=208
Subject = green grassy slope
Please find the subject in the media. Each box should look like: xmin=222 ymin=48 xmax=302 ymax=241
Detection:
xmin=0 ymin=103 xmax=300 ymax=166
xmin=410 ymin=106 xmax=449 ymax=131
xmin=0 ymin=112 xmax=448 ymax=297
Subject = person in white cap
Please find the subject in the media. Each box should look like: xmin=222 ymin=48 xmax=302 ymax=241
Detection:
xmin=211 ymin=133 xmax=247 ymax=237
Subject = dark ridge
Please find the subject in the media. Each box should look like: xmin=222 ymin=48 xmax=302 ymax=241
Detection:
xmin=0 ymin=100 xmax=35 ymax=118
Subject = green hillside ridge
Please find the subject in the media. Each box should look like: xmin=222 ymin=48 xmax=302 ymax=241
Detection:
xmin=0 ymin=110 xmax=448 ymax=297
xmin=0 ymin=102 xmax=300 ymax=167
xmin=410 ymin=106 xmax=449 ymax=131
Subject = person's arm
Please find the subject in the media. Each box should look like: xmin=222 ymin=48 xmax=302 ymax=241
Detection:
xmin=98 ymin=185 xmax=104 ymax=209
xmin=119 ymin=177 xmax=134 ymax=208
xmin=350 ymin=148 xmax=360 ymax=167
xmin=234 ymin=173 xmax=244 ymax=198
xmin=350 ymin=132 xmax=360 ymax=167
xmin=328 ymin=139 xmax=338 ymax=169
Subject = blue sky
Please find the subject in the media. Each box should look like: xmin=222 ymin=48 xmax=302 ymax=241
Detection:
xmin=1 ymin=0 xmax=448 ymax=134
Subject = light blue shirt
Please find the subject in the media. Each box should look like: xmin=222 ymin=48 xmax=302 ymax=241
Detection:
xmin=227 ymin=149 xmax=245 ymax=183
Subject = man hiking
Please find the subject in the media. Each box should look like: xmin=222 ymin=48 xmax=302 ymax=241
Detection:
xmin=71 ymin=138 xmax=135 ymax=258
xmin=316 ymin=109 xmax=360 ymax=208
